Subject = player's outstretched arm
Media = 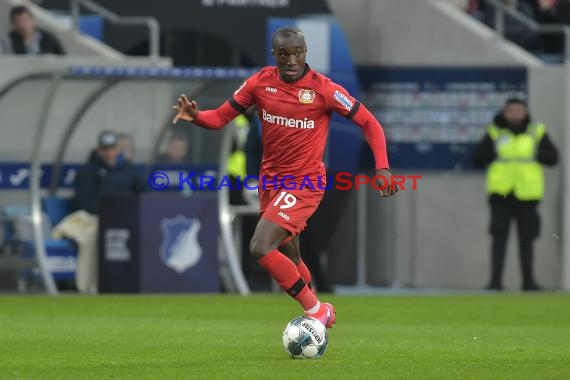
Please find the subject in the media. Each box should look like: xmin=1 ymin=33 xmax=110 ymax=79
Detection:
xmin=171 ymin=94 xmax=240 ymax=130
xmin=326 ymin=82 xmax=398 ymax=197
xmin=351 ymin=103 xmax=398 ymax=197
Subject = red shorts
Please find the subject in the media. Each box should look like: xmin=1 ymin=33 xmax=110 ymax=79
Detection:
xmin=259 ymin=187 xmax=325 ymax=236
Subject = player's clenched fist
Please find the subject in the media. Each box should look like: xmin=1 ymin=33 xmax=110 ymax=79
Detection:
xmin=376 ymin=168 xmax=399 ymax=197
xmin=172 ymin=94 xmax=200 ymax=124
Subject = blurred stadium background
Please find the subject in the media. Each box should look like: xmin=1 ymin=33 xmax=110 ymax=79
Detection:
xmin=0 ymin=0 xmax=569 ymax=296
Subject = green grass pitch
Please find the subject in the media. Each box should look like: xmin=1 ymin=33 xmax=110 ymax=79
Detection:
xmin=0 ymin=293 xmax=569 ymax=379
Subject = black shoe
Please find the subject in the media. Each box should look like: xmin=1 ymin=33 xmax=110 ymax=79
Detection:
xmin=522 ymin=281 xmax=542 ymax=291
xmin=485 ymin=282 xmax=503 ymax=291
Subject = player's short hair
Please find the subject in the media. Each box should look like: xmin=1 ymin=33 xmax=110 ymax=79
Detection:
xmin=10 ymin=6 xmax=32 ymax=22
xmin=272 ymin=26 xmax=306 ymax=48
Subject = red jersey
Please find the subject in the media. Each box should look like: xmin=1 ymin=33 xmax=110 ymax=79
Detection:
xmin=193 ymin=65 xmax=389 ymax=178
xmin=231 ymin=66 xmax=361 ymax=179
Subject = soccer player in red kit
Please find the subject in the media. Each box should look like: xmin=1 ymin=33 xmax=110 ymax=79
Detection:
xmin=172 ymin=27 xmax=397 ymax=329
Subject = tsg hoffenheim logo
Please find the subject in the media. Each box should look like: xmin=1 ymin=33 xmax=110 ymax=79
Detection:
xmin=159 ymin=215 xmax=202 ymax=273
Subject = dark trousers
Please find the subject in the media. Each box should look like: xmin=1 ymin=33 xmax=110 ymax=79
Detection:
xmin=300 ymin=182 xmax=352 ymax=293
xmin=488 ymin=194 xmax=540 ymax=288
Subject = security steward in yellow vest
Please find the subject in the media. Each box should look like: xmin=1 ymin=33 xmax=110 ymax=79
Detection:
xmin=473 ymin=98 xmax=558 ymax=291
xmin=227 ymin=114 xmax=250 ymax=205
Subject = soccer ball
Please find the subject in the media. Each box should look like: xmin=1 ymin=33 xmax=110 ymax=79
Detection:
xmin=282 ymin=316 xmax=328 ymax=359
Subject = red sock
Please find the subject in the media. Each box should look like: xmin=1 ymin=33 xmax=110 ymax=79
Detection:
xmin=296 ymin=259 xmax=314 ymax=292
xmin=258 ymin=249 xmax=318 ymax=311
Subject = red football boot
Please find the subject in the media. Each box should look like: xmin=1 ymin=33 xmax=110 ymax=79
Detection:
xmin=306 ymin=302 xmax=336 ymax=329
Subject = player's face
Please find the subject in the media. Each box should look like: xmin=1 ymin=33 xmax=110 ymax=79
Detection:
xmin=503 ymin=103 xmax=528 ymax=126
xmin=272 ymin=37 xmax=307 ymax=82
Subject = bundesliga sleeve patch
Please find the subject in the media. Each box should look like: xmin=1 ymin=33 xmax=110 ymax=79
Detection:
xmin=333 ymin=90 xmax=354 ymax=111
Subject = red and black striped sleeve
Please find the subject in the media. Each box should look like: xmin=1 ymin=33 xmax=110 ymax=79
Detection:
xmin=193 ymin=72 xmax=259 ymax=130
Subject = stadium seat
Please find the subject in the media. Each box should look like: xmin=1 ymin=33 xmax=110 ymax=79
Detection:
xmin=1 ymin=198 xmax=78 ymax=290
xmin=41 ymin=196 xmax=76 ymax=226
xmin=40 ymin=197 xmax=78 ymax=283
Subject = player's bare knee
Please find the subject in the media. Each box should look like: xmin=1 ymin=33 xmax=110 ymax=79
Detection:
xmin=250 ymin=219 xmax=289 ymax=259
xmin=250 ymin=237 xmax=270 ymax=260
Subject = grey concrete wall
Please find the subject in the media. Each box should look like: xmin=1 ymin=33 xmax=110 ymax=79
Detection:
xmin=564 ymin=63 xmax=570 ymax=289
xmin=526 ymin=66 xmax=566 ymax=289
xmin=327 ymin=0 xmax=541 ymax=66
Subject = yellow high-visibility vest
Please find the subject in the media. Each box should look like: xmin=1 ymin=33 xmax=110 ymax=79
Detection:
xmin=486 ymin=123 xmax=546 ymax=200
xmin=226 ymin=115 xmax=249 ymax=178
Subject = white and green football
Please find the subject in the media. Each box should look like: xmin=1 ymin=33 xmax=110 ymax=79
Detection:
xmin=282 ymin=316 xmax=328 ymax=359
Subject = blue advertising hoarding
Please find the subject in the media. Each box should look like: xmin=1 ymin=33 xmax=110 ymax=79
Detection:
xmin=0 ymin=163 xmax=218 ymax=191
xmin=98 ymin=193 xmax=220 ymax=293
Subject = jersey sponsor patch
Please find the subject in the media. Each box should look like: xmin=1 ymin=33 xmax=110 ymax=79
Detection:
xmin=262 ymin=108 xmax=315 ymax=129
xmin=333 ymin=90 xmax=353 ymax=111
xmin=298 ymin=89 xmax=315 ymax=104
xmin=234 ymin=80 xmax=246 ymax=95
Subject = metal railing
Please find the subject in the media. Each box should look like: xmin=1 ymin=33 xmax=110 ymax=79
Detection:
xmin=480 ymin=0 xmax=570 ymax=63
xmin=69 ymin=0 xmax=160 ymax=59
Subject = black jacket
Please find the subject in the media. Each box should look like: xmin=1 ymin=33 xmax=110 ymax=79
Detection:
xmin=472 ymin=113 xmax=558 ymax=169
xmin=533 ymin=0 xmax=570 ymax=54
xmin=534 ymin=0 xmax=570 ymax=24
xmin=9 ymin=28 xmax=65 ymax=55
xmin=73 ymin=151 xmax=147 ymax=214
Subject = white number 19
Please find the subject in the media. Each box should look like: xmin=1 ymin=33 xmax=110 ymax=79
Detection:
xmin=273 ymin=191 xmax=297 ymax=209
